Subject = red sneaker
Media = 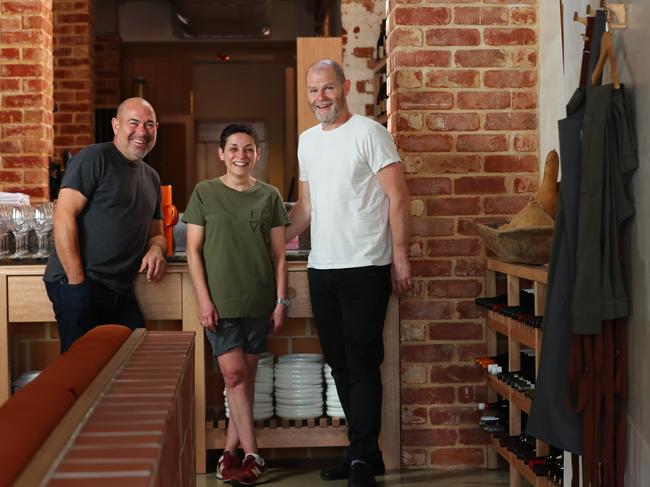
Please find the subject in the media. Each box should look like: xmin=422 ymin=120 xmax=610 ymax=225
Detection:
xmin=233 ymin=453 xmax=267 ymax=485
xmin=217 ymin=451 xmax=241 ymax=482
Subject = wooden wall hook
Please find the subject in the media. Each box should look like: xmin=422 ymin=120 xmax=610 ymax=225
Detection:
xmin=604 ymin=3 xmax=628 ymax=29
xmin=573 ymin=11 xmax=588 ymax=26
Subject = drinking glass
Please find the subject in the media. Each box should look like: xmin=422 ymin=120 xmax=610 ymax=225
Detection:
xmin=34 ymin=202 xmax=53 ymax=257
xmin=10 ymin=205 xmax=34 ymax=258
xmin=0 ymin=205 xmax=11 ymax=256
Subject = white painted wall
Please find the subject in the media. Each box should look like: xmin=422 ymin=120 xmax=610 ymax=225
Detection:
xmin=341 ymin=0 xmax=385 ymax=116
xmin=619 ymin=2 xmax=650 ymax=484
xmin=540 ymin=1 xmax=650 ymax=485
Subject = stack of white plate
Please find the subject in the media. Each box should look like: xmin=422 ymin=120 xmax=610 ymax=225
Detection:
xmin=274 ymin=353 xmax=324 ymax=419
xmin=224 ymin=352 xmax=274 ymax=420
xmin=324 ymin=364 xmax=345 ymax=418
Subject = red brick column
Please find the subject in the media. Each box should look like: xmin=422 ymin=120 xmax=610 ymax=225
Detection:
xmin=0 ymin=0 xmax=53 ymax=200
xmin=52 ymin=0 xmax=94 ymax=164
xmin=387 ymin=1 xmax=539 ymax=468
xmin=94 ymin=33 xmax=121 ymax=109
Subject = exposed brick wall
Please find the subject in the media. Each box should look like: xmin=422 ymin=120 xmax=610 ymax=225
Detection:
xmin=94 ymin=32 xmax=121 ymax=109
xmin=341 ymin=0 xmax=385 ymax=116
xmin=0 ymin=0 xmax=53 ymax=200
xmin=52 ymin=0 xmax=94 ymax=165
xmin=387 ymin=0 xmax=539 ymax=469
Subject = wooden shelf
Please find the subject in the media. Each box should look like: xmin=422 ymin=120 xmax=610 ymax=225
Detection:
xmin=489 ymin=437 xmax=560 ymax=487
xmin=487 ymin=374 xmax=532 ymax=415
xmin=484 ymin=259 xmax=560 ymax=486
xmin=508 ymin=318 xmax=539 ymax=350
xmin=486 ymin=313 xmax=540 ymax=350
xmin=487 ymin=258 xmax=548 ymax=284
xmin=206 ymin=415 xmax=349 ymax=449
xmin=375 ymin=113 xmax=387 ymax=125
xmin=487 ymin=312 xmax=509 ymax=336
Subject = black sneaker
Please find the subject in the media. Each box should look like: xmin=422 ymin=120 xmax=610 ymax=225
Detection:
xmin=320 ymin=459 xmax=350 ymax=481
xmin=320 ymin=454 xmax=385 ymax=481
xmin=348 ymin=462 xmax=376 ymax=487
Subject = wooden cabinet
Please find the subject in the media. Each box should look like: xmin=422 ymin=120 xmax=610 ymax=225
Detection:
xmin=483 ymin=259 xmax=561 ymax=487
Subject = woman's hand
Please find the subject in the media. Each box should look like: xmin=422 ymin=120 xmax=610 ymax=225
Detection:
xmin=269 ymin=304 xmax=286 ymax=335
xmin=199 ymin=299 xmax=219 ymax=332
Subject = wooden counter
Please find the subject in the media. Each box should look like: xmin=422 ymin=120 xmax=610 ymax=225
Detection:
xmin=0 ymin=261 xmax=400 ymax=473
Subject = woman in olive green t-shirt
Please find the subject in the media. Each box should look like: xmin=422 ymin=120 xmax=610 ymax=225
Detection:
xmin=184 ymin=123 xmax=289 ymax=483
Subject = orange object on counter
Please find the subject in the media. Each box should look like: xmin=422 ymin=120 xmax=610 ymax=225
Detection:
xmin=161 ymin=185 xmax=178 ymax=256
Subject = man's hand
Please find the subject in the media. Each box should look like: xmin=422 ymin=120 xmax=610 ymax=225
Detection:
xmin=391 ymin=255 xmax=412 ymax=295
xmin=139 ymin=245 xmax=167 ymax=282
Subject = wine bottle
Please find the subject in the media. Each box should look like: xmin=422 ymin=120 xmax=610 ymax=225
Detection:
xmin=376 ymin=18 xmax=386 ymax=60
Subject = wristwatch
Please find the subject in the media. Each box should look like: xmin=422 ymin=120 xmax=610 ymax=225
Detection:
xmin=276 ymin=297 xmax=290 ymax=307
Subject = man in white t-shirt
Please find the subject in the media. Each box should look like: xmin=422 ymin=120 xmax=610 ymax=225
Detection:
xmin=287 ymin=60 xmax=411 ymax=487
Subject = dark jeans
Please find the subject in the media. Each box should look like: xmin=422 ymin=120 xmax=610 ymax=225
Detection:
xmin=44 ymin=277 xmax=145 ymax=353
xmin=308 ymin=265 xmax=392 ymax=464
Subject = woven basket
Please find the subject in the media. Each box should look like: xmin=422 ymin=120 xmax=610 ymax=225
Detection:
xmin=476 ymin=222 xmax=554 ymax=265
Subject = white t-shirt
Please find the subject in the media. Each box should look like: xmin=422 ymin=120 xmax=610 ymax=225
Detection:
xmin=298 ymin=114 xmax=401 ymax=269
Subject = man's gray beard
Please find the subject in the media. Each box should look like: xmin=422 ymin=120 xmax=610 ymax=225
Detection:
xmin=314 ymin=105 xmax=339 ymax=124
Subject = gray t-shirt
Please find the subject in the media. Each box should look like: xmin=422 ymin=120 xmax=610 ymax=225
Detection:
xmin=44 ymin=142 xmax=162 ymax=295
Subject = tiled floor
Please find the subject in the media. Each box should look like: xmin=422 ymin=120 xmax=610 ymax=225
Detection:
xmin=197 ymin=467 xmax=509 ymax=486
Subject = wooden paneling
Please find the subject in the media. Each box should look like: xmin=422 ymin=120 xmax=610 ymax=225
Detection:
xmin=296 ymin=37 xmax=342 ymax=136
xmin=121 ymin=53 xmax=192 ymax=116
xmin=287 ymin=267 xmax=312 ymax=318
xmin=7 ymin=274 xmax=183 ymax=323
xmin=133 ymin=273 xmax=183 ymax=320
xmin=8 ymin=276 xmax=54 ymax=322
xmin=147 ymin=114 xmax=195 ymax=211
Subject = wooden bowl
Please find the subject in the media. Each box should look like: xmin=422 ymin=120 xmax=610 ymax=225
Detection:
xmin=475 ymin=222 xmax=554 ymax=265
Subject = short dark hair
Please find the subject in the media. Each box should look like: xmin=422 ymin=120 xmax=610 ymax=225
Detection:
xmin=219 ymin=123 xmax=258 ymax=149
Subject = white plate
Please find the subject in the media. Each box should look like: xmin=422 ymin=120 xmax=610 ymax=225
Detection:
xmin=275 ymin=408 xmax=323 ymax=419
xmin=275 ymin=371 xmax=322 ymax=378
xmin=274 ymin=373 xmax=322 ymax=381
xmin=278 ymin=353 xmax=323 ymax=363
xmin=257 ymin=352 xmax=273 ymax=364
xmin=325 ymin=399 xmax=343 ymax=407
xmin=275 ymin=362 xmax=323 ymax=371
xmin=274 ymin=374 xmax=322 ymax=381
xmin=274 ymin=383 xmax=322 ymax=391
xmin=276 ymin=397 xmax=323 ymax=406
xmin=274 ymin=391 xmax=322 ymax=400
xmin=254 ymin=384 xmax=273 ymax=394
xmin=274 ymin=386 xmax=322 ymax=394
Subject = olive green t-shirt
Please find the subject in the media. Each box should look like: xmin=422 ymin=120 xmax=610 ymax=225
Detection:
xmin=183 ymin=178 xmax=289 ymax=318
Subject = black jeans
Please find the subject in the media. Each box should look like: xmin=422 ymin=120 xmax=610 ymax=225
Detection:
xmin=308 ymin=265 xmax=392 ymax=463
xmin=44 ymin=277 xmax=145 ymax=353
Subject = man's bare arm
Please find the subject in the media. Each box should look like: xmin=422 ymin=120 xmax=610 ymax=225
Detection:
xmin=286 ymin=181 xmax=312 ymax=242
xmin=139 ymin=219 xmax=167 ymax=282
xmin=377 ymin=162 xmax=412 ymax=294
xmin=53 ymin=188 xmax=88 ymax=284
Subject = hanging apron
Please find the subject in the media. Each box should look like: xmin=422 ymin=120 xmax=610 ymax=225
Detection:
xmin=526 ymin=8 xmax=609 ymax=455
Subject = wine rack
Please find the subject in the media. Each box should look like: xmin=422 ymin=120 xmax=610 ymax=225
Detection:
xmin=478 ymin=258 xmax=564 ymax=486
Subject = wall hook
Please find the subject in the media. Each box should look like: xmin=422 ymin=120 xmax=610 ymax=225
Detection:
xmin=604 ymin=3 xmax=627 ymax=29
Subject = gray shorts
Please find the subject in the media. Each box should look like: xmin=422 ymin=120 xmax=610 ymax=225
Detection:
xmin=205 ymin=317 xmax=268 ymax=357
